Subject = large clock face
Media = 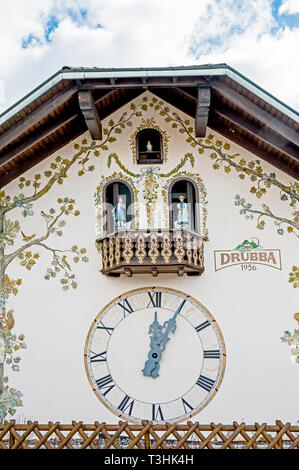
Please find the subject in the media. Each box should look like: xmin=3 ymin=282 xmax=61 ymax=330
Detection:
xmin=84 ymin=287 xmax=226 ymax=424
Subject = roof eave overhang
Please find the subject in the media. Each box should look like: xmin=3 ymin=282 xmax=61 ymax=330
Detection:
xmin=0 ymin=64 xmax=298 ymax=187
xmin=1 ymin=64 xmax=298 ymax=126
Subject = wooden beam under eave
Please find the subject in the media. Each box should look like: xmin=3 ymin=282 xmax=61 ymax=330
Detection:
xmin=0 ymin=113 xmax=79 ymax=169
xmin=195 ymin=86 xmax=211 ymax=137
xmin=209 ymin=110 xmax=299 ymax=180
xmin=78 ymin=90 xmax=102 ymax=140
xmin=0 ymin=86 xmax=78 ymax=151
xmin=212 ymin=80 xmax=299 ymax=147
xmin=80 ymin=77 xmax=208 ymax=89
xmin=212 ymin=106 xmax=299 ymax=163
xmin=0 ymin=125 xmax=85 ymax=189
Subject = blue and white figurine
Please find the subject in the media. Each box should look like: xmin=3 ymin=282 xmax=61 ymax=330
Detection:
xmin=175 ymin=195 xmax=189 ymax=229
xmin=112 ymin=196 xmax=126 ymax=231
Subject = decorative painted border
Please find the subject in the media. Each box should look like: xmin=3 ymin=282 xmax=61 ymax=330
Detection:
xmin=94 ymin=172 xmax=140 ymax=237
xmin=84 ymin=286 xmax=226 ymax=424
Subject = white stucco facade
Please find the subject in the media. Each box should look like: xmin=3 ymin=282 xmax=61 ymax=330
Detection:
xmin=3 ymin=91 xmax=298 ymax=424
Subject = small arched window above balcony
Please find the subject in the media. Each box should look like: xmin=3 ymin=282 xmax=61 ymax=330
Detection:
xmin=103 ymin=180 xmax=134 ymax=236
xmin=136 ymin=128 xmax=163 ymax=164
xmin=169 ymin=178 xmax=200 ymax=233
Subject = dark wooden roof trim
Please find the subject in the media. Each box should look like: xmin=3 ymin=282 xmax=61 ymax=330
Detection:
xmin=209 ymin=111 xmax=299 ymax=180
xmin=0 ymin=88 xmax=144 ymax=186
xmin=0 ymin=113 xmax=79 ymax=168
xmin=0 ymin=68 xmax=298 ymax=186
xmin=153 ymin=87 xmax=298 ymax=178
xmin=169 ymin=86 xmax=299 ymax=163
xmin=0 ymin=123 xmax=85 ymax=189
xmin=211 ymin=81 xmax=299 ymax=145
xmin=0 ymin=85 xmax=78 ymax=151
xmin=212 ymin=106 xmax=299 ymax=162
xmin=78 ymin=77 xmax=209 ymax=89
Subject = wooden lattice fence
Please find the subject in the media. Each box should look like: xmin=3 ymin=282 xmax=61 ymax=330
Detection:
xmin=0 ymin=420 xmax=298 ymax=449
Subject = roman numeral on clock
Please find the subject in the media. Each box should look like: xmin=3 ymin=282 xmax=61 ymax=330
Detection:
xmin=96 ymin=321 xmax=114 ymax=335
xmin=195 ymin=320 xmax=210 ymax=332
xmin=118 ymin=395 xmax=135 ymax=415
xmin=90 ymin=350 xmax=107 ymax=363
xmin=196 ymin=375 xmax=215 ymax=392
xmin=152 ymin=404 xmax=164 ymax=421
xmin=204 ymin=350 xmax=220 ymax=359
xmin=95 ymin=374 xmax=115 ymax=396
xmin=117 ymin=298 xmax=134 ymax=316
xmin=147 ymin=292 xmax=162 ymax=308
xmin=181 ymin=398 xmax=194 ymax=414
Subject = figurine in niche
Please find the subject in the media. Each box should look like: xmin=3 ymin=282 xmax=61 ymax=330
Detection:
xmin=112 ymin=196 xmax=126 ymax=231
xmin=146 ymin=140 xmax=153 ymax=152
xmin=175 ymin=195 xmax=189 ymax=229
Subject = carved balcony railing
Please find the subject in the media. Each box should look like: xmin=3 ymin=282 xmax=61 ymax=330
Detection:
xmin=96 ymin=229 xmax=204 ymax=277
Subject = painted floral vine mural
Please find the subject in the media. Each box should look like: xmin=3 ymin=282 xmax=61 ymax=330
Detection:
xmin=281 ymin=313 xmax=299 ymax=364
xmin=0 ymin=103 xmax=144 ymax=422
xmin=289 ymin=265 xmax=299 ymax=289
xmin=0 ymin=92 xmax=298 ymax=420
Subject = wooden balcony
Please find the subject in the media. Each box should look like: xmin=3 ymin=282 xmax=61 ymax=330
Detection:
xmin=96 ymin=229 xmax=204 ymax=277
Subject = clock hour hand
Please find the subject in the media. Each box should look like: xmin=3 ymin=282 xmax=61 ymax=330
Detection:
xmin=142 ymin=300 xmax=186 ymax=378
xmin=141 ymin=312 xmax=164 ymax=378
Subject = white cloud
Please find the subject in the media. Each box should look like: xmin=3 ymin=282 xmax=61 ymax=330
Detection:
xmin=279 ymin=0 xmax=299 ymax=15
xmin=0 ymin=0 xmax=298 ymax=116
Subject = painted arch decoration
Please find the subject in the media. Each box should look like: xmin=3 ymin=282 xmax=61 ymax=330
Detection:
xmin=162 ymin=172 xmax=208 ymax=240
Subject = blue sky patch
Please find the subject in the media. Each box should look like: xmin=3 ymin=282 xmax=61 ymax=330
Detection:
xmin=272 ymin=0 xmax=299 ymax=30
xmin=21 ymin=33 xmax=42 ymax=49
xmin=44 ymin=15 xmax=59 ymax=42
xmin=67 ymin=8 xmax=88 ymax=26
xmin=23 ymin=7 xmax=103 ymax=48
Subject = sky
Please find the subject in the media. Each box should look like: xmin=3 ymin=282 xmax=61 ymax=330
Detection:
xmin=0 ymin=0 xmax=298 ymax=115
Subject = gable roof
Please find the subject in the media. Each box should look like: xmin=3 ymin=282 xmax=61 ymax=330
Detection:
xmin=0 ymin=64 xmax=298 ymax=187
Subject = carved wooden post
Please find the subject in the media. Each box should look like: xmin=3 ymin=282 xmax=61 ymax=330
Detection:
xmin=149 ymin=235 xmax=159 ymax=264
xmin=195 ymin=85 xmax=211 ymax=138
xmin=142 ymin=421 xmax=151 ymax=449
xmin=108 ymin=237 xmax=114 ymax=268
xmin=9 ymin=421 xmax=15 ymax=448
xmin=78 ymin=90 xmax=102 ymax=140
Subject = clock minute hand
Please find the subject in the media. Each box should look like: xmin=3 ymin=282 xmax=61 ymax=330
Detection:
xmin=161 ymin=299 xmax=186 ymax=344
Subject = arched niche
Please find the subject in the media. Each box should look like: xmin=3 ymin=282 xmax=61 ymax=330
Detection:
xmin=103 ymin=180 xmax=135 ymax=236
xmin=168 ymin=178 xmax=200 ymax=233
xmin=136 ymin=128 xmax=163 ymax=164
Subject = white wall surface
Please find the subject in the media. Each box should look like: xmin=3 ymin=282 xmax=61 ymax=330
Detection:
xmin=3 ymin=91 xmax=298 ymax=424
